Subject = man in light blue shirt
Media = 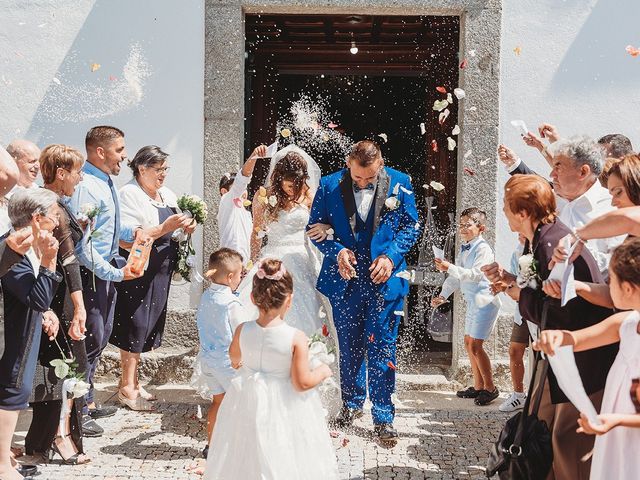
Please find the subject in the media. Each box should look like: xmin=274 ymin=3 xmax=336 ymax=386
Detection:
xmin=67 ymin=126 xmax=144 ymax=435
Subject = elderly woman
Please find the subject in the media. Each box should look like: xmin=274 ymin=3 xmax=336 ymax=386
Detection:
xmin=483 ymin=174 xmax=618 ymax=480
xmin=110 ymin=146 xmax=193 ymax=410
xmin=22 ymin=145 xmax=90 ymax=465
xmin=0 ymin=189 xmax=61 ymax=480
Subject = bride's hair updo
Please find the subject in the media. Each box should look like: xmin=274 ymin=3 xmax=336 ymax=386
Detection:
xmin=266 ymin=152 xmax=310 ymax=222
xmin=252 ymin=258 xmax=293 ymax=312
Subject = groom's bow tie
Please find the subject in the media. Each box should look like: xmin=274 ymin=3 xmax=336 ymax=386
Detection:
xmin=354 ymin=183 xmax=375 ymax=193
xmin=460 ymin=243 xmax=472 ymax=252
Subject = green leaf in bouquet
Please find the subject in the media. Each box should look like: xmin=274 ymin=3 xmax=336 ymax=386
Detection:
xmin=49 ymin=358 xmax=66 ymax=368
xmin=54 ymin=362 xmax=70 ymax=379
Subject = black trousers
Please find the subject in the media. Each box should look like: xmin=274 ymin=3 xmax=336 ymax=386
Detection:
xmin=25 ymin=399 xmax=84 ymax=454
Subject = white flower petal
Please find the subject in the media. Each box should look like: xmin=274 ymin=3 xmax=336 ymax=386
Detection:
xmin=446 ymin=93 xmax=453 ymax=103
xmin=451 ymin=125 xmax=460 ymax=136
xmin=430 ymin=181 xmax=445 ymax=192
xmin=432 ymin=99 xmax=449 ymax=111
xmin=394 ymin=310 xmax=405 ymax=316
xmin=420 ymin=123 xmax=426 ymax=135
xmin=454 ymin=87 xmax=466 ymax=100
xmin=378 ymin=133 xmax=388 ymax=143
xmin=447 ymin=137 xmax=456 ymax=151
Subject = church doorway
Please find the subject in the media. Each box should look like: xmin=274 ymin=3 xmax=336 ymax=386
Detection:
xmin=245 ymin=14 xmax=461 ymax=367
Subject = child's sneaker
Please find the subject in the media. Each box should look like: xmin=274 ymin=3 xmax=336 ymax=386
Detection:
xmin=474 ymin=387 xmax=500 ymax=406
xmin=456 ymin=387 xmax=481 ymax=398
xmin=498 ymin=392 xmax=527 ymax=412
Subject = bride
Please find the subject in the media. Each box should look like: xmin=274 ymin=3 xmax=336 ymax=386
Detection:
xmin=238 ymin=145 xmax=329 ymax=336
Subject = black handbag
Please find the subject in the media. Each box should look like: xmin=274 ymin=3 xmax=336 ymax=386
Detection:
xmin=486 ymin=302 xmax=553 ymax=479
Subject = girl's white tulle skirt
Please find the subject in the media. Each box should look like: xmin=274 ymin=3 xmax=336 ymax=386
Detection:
xmin=204 ymin=370 xmax=339 ymax=480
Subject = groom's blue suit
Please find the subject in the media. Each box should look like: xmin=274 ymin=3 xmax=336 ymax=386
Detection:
xmin=308 ymin=167 xmax=420 ymax=424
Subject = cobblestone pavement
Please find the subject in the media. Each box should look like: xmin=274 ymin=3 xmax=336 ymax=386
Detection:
xmin=15 ymin=384 xmax=509 ymax=480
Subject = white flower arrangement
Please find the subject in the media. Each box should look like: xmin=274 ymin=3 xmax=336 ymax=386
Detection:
xmin=516 ymin=253 xmax=539 ymax=289
xmin=385 ymin=196 xmax=401 ymax=210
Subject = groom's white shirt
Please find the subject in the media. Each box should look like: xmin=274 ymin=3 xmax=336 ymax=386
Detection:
xmin=354 ymin=185 xmax=375 ymax=221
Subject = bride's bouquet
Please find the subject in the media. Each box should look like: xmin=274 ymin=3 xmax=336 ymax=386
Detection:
xmin=173 ymin=194 xmax=208 ymax=282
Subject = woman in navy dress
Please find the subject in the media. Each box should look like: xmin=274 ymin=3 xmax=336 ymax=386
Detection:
xmin=0 ymin=189 xmax=62 ymax=480
xmin=110 ymin=146 xmax=194 ymax=411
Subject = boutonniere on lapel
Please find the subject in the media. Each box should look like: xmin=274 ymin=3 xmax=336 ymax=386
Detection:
xmin=385 ymin=183 xmax=414 ymax=211
xmin=516 ymin=253 xmax=540 ymax=289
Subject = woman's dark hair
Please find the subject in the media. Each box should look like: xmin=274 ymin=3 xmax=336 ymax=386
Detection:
xmin=266 ymin=152 xmax=310 ymax=222
xmin=128 ymin=145 xmax=169 ymax=178
xmin=606 ymin=154 xmax=640 ymax=206
xmin=611 ymin=237 xmax=640 ymax=286
xmin=251 ymin=258 xmax=293 ymax=311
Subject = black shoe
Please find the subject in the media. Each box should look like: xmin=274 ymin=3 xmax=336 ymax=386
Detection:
xmin=202 ymin=445 xmax=209 ymax=459
xmin=374 ymin=423 xmax=399 ymax=443
xmin=88 ymin=405 xmax=118 ymax=419
xmin=474 ymin=387 xmax=500 ymax=406
xmin=456 ymin=386 xmax=481 ymax=398
xmin=332 ymin=406 xmax=364 ymax=428
xmin=17 ymin=464 xmax=39 ymax=476
xmin=81 ymin=415 xmax=104 ymax=437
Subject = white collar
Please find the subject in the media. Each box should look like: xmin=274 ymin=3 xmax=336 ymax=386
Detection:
xmin=24 ymin=246 xmax=40 ymax=276
xmin=567 ymin=179 xmax=609 ymax=209
xmin=209 ymin=283 xmax=234 ymax=295
xmin=462 ymin=235 xmax=483 ymax=250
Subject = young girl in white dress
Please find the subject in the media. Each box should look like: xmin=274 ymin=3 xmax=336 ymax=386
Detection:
xmin=203 ymin=258 xmax=338 ymax=480
xmin=535 ymin=238 xmax=640 ymax=479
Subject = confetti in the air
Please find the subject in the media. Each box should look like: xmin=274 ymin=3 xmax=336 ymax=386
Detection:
xmin=387 ymin=361 xmax=397 ymax=371
xmin=468 ymin=49 xmax=477 ymax=57
xmin=459 ymin=59 xmax=468 ymax=69
xmin=464 ymin=149 xmax=473 ymax=159
xmin=369 ymin=333 xmax=374 ymax=342
xmin=436 ymin=86 xmax=447 ymax=94
xmin=514 ymin=46 xmax=522 ymax=56
xmin=327 ymin=122 xmax=338 ymax=129
xmin=378 ymin=133 xmax=388 ymax=143
xmin=243 ymin=199 xmax=252 ymax=207
xmin=394 ymin=310 xmax=405 ymax=317
xmin=280 ymin=128 xmax=291 ymax=138
xmin=451 ymin=125 xmax=460 ymax=136
xmin=420 ymin=123 xmax=426 ymax=135
xmin=447 ymin=137 xmax=456 ymax=151
xmin=433 ymin=99 xmax=449 ymax=111
xmin=90 ymin=63 xmax=101 ymax=72
xmin=626 ymin=45 xmax=640 ymax=57
xmin=52 ymin=77 xmax=61 ymax=85
xmin=431 ymin=139 xmax=438 ymax=152
xmin=446 ymin=93 xmax=453 ymax=104
xmin=453 ymin=88 xmax=466 ymax=100
xmin=463 ymin=167 xmax=476 ymax=176
xmin=438 ymin=109 xmax=450 ymax=125
xmin=430 ymin=180 xmax=445 ymax=191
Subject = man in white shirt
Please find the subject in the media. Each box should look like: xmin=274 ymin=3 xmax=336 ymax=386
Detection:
xmin=547 ymin=136 xmax=623 ymax=273
xmin=217 ymin=145 xmax=267 ymax=264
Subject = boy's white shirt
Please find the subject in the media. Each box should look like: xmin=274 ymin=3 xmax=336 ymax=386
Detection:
xmin=440 ymin=235 xmax=494 ymax=299
xmin=217 ymin=169 xmax=252 ymax=264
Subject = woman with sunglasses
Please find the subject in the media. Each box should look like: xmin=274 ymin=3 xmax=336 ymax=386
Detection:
xmin=110 ymin=146 xmax=194 ymax=410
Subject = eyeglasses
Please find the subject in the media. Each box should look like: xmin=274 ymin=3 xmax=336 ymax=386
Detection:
xmin=35 ymin=211 xmax=60 ymax=226
xmin=151 ymin=166 xmax=171 ymax=174
xmin=58 ymin=167 xmax=84 ymax=178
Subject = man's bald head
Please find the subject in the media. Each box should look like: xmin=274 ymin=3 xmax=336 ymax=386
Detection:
xmin=7 ymin=139 xmax=41 ymax=188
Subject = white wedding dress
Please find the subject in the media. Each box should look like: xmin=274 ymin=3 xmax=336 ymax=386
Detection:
xmin=238 ymin=204 xmax=326 ymax=336
xmin=203 ymin=320 xmax=339 ymax=480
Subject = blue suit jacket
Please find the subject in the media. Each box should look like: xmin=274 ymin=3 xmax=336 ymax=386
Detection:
xmin=308 ymin=167 xmax=420 ymax=301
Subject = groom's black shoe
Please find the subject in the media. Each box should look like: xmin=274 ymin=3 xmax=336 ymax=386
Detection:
xmin=333 ymin=406 xmax=364 ymax=428
xmin=374 ymin=423 xmax=398 ymax=443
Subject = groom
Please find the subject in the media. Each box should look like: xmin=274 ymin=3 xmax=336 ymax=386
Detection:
xmin=308 ymin=140 xmax=419 ymax=441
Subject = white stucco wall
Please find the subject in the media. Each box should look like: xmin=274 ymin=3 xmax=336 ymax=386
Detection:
xmin=0 ymin=0 xmax=205 ymax=308
xmin=2 ymin=0 xmax=639 ymax=310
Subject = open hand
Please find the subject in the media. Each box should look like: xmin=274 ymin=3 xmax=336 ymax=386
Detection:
xmin=337 ymin=249 xmax=357 ymax=280
xmin=431 ymin=296 xmax=447 ymax=308
xmin=370 ymin=255 xmax=393 ymax=284
xmin=577 ymin=413 xmax=623 ymax=436
xmin=6 ymin=227 xmax=34 ymax=255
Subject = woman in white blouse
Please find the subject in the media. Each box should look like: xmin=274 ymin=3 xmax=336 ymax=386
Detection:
xmin=110 ymin=146 xmax=194 ymax=410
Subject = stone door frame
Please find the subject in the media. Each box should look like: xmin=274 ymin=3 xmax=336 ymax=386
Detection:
xmin=204 ymin=0 xmax=502 ymax=371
